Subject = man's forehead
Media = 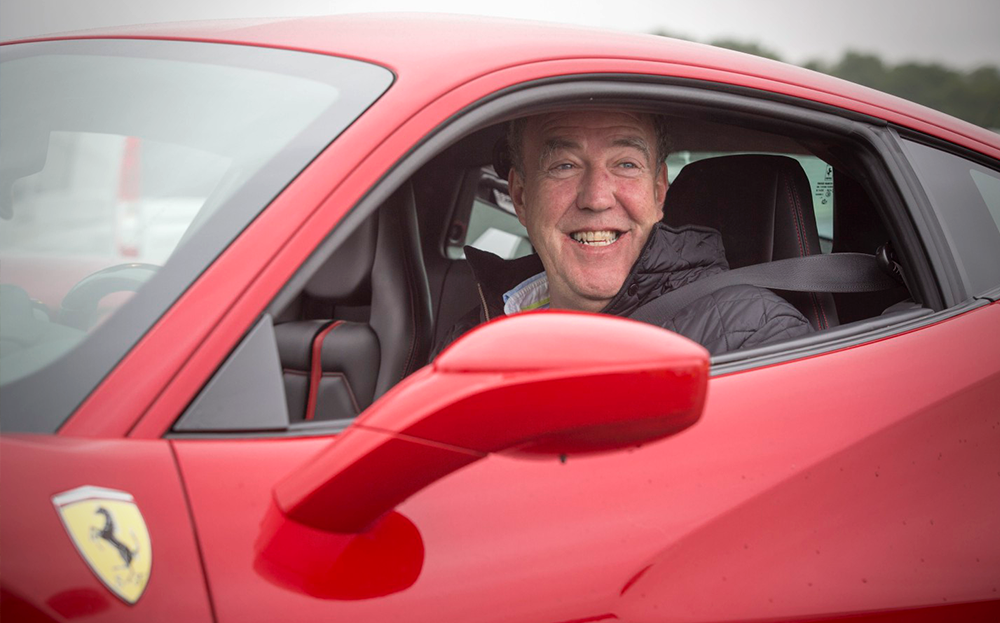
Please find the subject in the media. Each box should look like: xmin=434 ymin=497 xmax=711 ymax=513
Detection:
xmin=529 ymin=110 xmax=655 ymax=140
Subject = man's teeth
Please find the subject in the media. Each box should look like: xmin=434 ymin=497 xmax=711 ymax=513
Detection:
xmin=571 ymin=230 xmax=620 ymax=246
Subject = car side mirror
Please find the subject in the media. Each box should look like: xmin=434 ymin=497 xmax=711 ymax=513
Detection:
xmin=273 ymin=311 xmax=709 ymax=533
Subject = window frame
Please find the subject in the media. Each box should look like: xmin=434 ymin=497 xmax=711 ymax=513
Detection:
xmin=168 ymin=75 xmax=977 ymax=437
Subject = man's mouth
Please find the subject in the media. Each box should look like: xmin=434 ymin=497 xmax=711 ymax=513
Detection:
xmin=570 ymin=230 xmax=622 ymax=247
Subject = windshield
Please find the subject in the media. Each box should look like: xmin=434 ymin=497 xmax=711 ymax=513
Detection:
xmin=0 ymin=39 xmax=393 ymax=433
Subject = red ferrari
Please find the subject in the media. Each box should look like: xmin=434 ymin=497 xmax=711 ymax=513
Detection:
xmin=1 ymin=13 xmax=998 ymax=622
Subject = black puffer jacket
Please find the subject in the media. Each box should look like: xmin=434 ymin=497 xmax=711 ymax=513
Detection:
xmin=436 ymin=223 xmax=812 ymax=356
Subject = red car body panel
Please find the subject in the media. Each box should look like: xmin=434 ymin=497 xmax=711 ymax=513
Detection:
xmin=0 ymin=437 xmax=213 ymax=621
xmin=172 ymin=303 xmax=1000 ymax=622
xmin=3 ymin=13 xmax=1000 ymax=622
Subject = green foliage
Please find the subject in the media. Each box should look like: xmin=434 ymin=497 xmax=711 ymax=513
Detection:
xmin=653 ymin=33 xmax=1000 ymax=130
xmin=812 ymin=52 xmax=1000 ymax=129
xmin=964 ymin=67 xmax=1000 ymax=129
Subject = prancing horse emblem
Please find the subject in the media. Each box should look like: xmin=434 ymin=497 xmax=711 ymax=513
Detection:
xmin=53 ymin=486 xmax=152 ymax=604
xmin=93 ymin=507 xmax=139 ymax=568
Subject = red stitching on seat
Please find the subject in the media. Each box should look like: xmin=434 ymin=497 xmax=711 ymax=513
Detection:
xmin=784 ymin=177 xmax=825 ymax=328
xmin=810 ymin=292 xmax=830 ymax=330
xmin=784 ymin=179 xmax=807 ymax=258
xmin=305 ymin=320 xmax=343 ymax=421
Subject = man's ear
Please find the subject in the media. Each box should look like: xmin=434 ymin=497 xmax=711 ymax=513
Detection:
xmin=654 ymin=162 xmax=668 ymax=219
xmin=508 ymin=168 xmax=528 ymax=227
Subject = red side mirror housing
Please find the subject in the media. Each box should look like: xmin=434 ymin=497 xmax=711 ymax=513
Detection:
xmin=274 ymin=312 xmax=709 ymax=533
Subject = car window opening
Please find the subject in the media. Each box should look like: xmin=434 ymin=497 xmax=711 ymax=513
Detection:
xmin=250 ymin=99 xmax=920 ymax=434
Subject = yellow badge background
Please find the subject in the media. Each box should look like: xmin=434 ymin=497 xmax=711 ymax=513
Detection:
xmin=55 ymin=492 xmax=152 ymax=604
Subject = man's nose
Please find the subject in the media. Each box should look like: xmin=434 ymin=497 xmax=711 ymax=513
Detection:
xmin=576 ymin=167 xmax=614 ymax=211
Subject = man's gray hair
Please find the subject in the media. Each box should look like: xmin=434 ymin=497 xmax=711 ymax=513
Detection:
xmin=506 ymin=112 xmax=673 ymax=178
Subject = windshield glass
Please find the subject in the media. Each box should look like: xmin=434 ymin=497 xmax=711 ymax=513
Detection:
xmin=0 ymin=39 xmax=393 ymax=433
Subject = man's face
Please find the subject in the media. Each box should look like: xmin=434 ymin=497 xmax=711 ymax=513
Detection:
xmin=509 ymin=110 xmax=667 ymax=312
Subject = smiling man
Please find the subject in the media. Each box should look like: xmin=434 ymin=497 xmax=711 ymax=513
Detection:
xmin=509 ymin=110 xmax=667 ymax=313
xmin=435 ymin=109 xmax=812 ymax=356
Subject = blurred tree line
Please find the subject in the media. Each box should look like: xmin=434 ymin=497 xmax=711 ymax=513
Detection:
xmin=803 ymin=53 xmax=1000 ymax=130
xmin=656 ymin=33 xmax=1000 ymax=130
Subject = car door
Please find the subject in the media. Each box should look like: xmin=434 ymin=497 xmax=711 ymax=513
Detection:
xmin=165 ymin=312 xmax=1000 ymax=623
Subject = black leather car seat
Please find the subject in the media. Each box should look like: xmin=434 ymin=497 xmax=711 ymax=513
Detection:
xmin=275 ymin=183 xmax=433 ymax=422
xmin=663 ymin=154 xmax=839 ymax=330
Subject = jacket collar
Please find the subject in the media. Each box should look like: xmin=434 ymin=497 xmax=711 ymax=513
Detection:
xmin=464 ymin=223 xmax=728 ymax=319
xmin=602 ymin=223 xmax=729 ymax=316
xmin=464 ymin=246 xmax=544 ymax=321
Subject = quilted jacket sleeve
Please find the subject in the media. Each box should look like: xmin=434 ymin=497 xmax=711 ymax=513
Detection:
xmin=661 ymin=284 xmax=812 ymax=356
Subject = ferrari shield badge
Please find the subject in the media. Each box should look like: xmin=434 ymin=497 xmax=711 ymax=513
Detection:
xmin=52 ymin=486 xmax=152 ymax=604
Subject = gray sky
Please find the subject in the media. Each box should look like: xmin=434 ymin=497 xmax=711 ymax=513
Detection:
xmin=3 ymin=0 xmax=999 ymax=69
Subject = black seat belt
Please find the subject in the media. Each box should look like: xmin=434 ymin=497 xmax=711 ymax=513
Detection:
xmin=629 ymin=252 xmax=904 ymax=325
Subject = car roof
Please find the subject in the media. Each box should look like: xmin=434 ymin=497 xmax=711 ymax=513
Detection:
xmin=8 ymin=12 xmax=999 ymax=158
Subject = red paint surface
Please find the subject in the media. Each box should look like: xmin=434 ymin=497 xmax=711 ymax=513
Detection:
xmin=255 ymin=505 xmax=424 ymax=600
xmin=168 ymin=304 xmax=1000 ymax=622
xmin=0 ymin=436 xmax=213 ymax=622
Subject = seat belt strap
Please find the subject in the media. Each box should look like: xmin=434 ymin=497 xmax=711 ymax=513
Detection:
xmin=629 ymin=252 xmax=902 ymax=325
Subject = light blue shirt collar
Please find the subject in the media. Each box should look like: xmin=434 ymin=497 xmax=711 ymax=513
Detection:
xmin=502 ymin=272 xmax=550 ymax=315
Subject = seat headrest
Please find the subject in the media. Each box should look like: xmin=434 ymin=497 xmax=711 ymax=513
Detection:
xmin=493 ymin=136 xmax=512 ymax=180
xmin=304 ymin=214 xmax=377 ymax=304
xmin=664 ymin=154 xmax=814 ymax=268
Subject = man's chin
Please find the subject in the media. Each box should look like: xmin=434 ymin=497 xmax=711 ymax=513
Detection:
xmin=564 ymin=281 xmax=626 ymax=311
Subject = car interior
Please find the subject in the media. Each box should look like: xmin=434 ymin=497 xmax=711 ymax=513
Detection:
xmin=264 ymin=100 xmax=922 ymax=429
